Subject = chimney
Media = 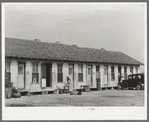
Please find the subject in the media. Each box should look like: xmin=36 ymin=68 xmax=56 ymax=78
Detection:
xmin=34 ymin=39 xmax=41 ymax=42
xmin=72 ymin=44 xmax=78 ymax=47
xmin=101 ymin=48 xmax=106 ymax=51
xmin=55 ymin=41 xmax=61 ymax=44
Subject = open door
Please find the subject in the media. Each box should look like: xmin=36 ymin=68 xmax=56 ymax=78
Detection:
xmin=118 ymin=66 xmax=121 ymax=83
xmin=46 ymin=64 xmax=52 ymax=87
xmin=41 ymin=63 xmax=52 ymax=88
xmin=41 ymin=63 xmax=46 ymax=88
xmin=18 ymin=63 xmax=25 ymax=89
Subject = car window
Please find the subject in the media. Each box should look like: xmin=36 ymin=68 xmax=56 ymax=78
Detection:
xmin=128 ymin=76 xmax=132 ymax=79
xmin=133 ymin=76 xmax=136 ymax=79
xmin=138 ymin=75 xmax=141 ymax=79
xmin=136 ymin=75 xmax=141 ymax=79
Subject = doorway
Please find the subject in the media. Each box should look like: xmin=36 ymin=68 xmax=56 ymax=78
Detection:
xmin=118 ymin=66 xmax=121 ymax=83
xmin=18 ymin=62 xmax=25 ymax=89
xmin=42 ymin=63 xmax=52 ymax=87
xmin=96 ymin=66 xmax=101 ymax=90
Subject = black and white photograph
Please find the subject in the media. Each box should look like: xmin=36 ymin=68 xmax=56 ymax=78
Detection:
xmin=2 ymin=2 xmax=147 ymax=120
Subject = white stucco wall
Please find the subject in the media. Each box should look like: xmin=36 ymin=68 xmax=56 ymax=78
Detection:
xmin=138 ymin=66 xmax=141 ymax=73
xmin=108 ymin=65 xmax=111 ymax=86
xmin=121 ymin=66 xmax=124 ymax=77
xmin=52 ymin=62 xmax=57 ymax=89
xmin=74 ymin=63 xmax=78 ymax=89
xmin=127 ymin=66 xmax=130 ymax=76
xmin=7 ymin=59 xmax=141 ymax=92
xmin=133 ymin=66 xmax=136 ymax=74
xmin=100 ymin=64 xmax=104 ymax=88
xmin=115 ymin=65 xmax=118 ymax=84
xmin=38 ymin=62 xmax=42 ymax=84
xmin=25 ymin=61 xmax=32 ymax=91
xmin=92 ymin=64 xmax=96 ymax=88
xmin=10 ymin=60 xmax=18 ymax=88
xmin=62 ymin=63 xmax=69 ymax=89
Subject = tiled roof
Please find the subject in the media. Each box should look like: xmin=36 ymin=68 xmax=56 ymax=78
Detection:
xmin=5 ymin=37 xmax=143 ymax=65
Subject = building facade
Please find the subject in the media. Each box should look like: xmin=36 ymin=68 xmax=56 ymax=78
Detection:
xmin=5 ymin=38 xmax=142 ymax=93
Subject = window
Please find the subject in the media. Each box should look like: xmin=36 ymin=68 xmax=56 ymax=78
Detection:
xmin=88 ymin=66 xmax=92 ymax=75
xmin=133 ymin=76 xmax=136 ymax=79
xmin=104 ymin=66 xmax=108 ymax=75
xmin=5 ymin=62 xmax=10 ymax=72
xmin=111 ymin=66 xmax=115 ymax=81
xmin=136 ymin=67 xmax=138 ymax=73
xmin=78 ymin=64 xmax=83 ymax=82
xmin=32 ymin=63 xmax=38 ymax=83
xmin=124 ymin=67 xmax=127 ymax=79
xmin=5 ymin=62 xmax=11 ymax=82
xmin=128 ymin=75 xmax=132 ymax=79
xmin=58 ymin=64 xmax=63 ymax=82
xmin=96 ymin=66 xmax=100 ymax=79
xmin=96 ymin=66 xmax=100 ymax=72
xmin=130 ymin=67 xmax=133 ymax=74
xmin=137 ymin=75 xmax=141 ymax=79
xmin=69 ymin=66 xmax=73 ymax=75
xmin=18 ymin=66 xmax=23 ymax=75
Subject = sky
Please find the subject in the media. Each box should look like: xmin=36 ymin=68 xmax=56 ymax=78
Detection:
xmin=4 ymin=3 xmax=146 ymax=64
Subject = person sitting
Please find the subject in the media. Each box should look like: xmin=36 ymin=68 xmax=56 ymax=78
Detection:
xmin=63 ymin=76 xmax=71 ymax=93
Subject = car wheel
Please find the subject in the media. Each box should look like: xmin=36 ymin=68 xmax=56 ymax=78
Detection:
xmin=136 ymin=84 xmax=141 ymax=90
xmin=117 ymin=84 xmax=123 ymax=90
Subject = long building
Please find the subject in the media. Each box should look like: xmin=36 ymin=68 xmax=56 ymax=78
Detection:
xmin=5 ymin=37 xmax=143 ymax=93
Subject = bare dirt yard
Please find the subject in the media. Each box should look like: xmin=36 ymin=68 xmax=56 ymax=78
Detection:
xmin=5 ymin=90 xmax=144 ymax=107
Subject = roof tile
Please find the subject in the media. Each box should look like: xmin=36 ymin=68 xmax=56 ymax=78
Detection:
xmin=5 ymin=37 xmax=143 ymax=65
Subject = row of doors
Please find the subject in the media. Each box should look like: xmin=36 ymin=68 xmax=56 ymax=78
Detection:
xmin=17 ymin=63 xmax=53 ymax=89
xmin=17 ymin=62 xmax=122 ymax=89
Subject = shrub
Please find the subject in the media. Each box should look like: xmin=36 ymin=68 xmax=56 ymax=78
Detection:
xmin=5 ymin=81 xmax=13 ymax=87
xmin=12 ymin=87 xmax=19 ymax=93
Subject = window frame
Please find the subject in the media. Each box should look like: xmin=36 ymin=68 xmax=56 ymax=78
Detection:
xmin=78 ymin=64 xmax=83 ymax=82
xmin=96 ymin=66 xmax=100 ymax=72
xmin=96 ymin=65 xmax=100 ymax=79
xmin=88 ymin=66 xmax=92 ymax=75
xmin=5 ymin=62 xmax=10 ymax=73
xmin=69 ymin=66 xmax=73 ymax=75
xmin=57 ymin=64 xmax=63 ymax=83
xmin=111 ymin=66 xmax=115 ymax=81
xmin=124 ymin=66 xmax=127 ymax=79
xmin=5 ymin=62 xmax=11 ymax=82
xmin=136 ymin=66 xmax=138 ymax=73
xmin=130 ymin=67 xmax=133 ymax=74
xmin=128 ymin=75 xmax=132 ymax=79
xmin=32 ymin=63 xmax=39 ymax=84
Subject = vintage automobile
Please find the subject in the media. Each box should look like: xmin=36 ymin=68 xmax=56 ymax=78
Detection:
xmin=118 ymin=73 xmax=144 ymax=90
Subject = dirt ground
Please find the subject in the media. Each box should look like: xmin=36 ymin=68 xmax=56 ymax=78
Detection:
xmin=5 ymin=90 xmax=144 ymax=107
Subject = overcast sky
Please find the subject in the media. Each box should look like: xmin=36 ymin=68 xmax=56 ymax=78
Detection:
xmin=4 ymin=3 xmax=146 ymax=63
